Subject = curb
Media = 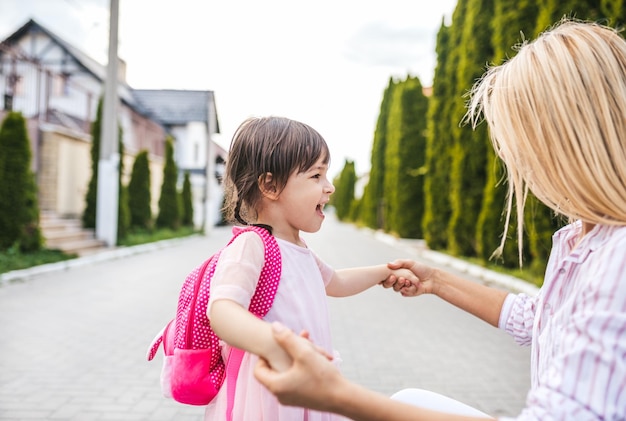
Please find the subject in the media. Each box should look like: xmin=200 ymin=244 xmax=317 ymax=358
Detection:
xmin=0 ymin=235 xmax=201 ymax=286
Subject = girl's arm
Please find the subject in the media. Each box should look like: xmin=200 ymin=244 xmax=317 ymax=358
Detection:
xmin=208 ymin=232 xmax=291 ymax=371
xmin=325 ymin=265 xmax=417 ymax=297
xmin=387 ymin=259 xmax=507 ymax=327
xmin=210 ymin=299 xmax=292 ymax=371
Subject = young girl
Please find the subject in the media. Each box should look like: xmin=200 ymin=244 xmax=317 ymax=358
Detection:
xmin=253 ymin=20 xmax=626 ymax=421
xmin=206 ymin=116 xmax=416 ymax=420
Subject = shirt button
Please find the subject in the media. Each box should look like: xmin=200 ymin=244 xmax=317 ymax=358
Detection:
xmin=559 ymin=268 xmax=566 ymax=274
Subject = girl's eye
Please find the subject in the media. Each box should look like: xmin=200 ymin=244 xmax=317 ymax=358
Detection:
xmin=312 ymin=174 xmax=321 ymax=179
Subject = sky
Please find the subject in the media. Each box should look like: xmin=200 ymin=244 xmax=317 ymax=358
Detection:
xmin=0 ymin=0 xmax=457 ymax=178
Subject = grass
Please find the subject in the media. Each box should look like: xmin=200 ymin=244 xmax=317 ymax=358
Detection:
xmin=118 ymin=226 xmax=199 ymax=247
xmin=0 ymin=246 xmax=77 ymax=275
xmin=0 ymin=226 xmax=200 ymax=275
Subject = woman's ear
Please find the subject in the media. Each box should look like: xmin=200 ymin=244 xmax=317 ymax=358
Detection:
xmin=258 ymin=172 xmax=279 ymax=200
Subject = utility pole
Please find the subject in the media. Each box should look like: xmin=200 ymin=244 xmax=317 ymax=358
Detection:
xmin=96 ymin=0 xmax=120 ymax=246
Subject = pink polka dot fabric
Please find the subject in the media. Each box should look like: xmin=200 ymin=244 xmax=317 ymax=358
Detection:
xmin=146 ymin=225 xmax=281 ymax=406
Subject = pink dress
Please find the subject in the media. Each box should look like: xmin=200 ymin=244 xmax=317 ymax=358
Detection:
xmin=206 ymin=228 xmax=348 ymax=420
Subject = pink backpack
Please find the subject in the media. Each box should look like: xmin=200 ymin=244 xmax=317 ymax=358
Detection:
xmin=146 ymin=225 xmax=282 ymax=414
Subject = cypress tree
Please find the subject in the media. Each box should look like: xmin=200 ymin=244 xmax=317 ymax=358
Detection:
xmin=427 ymin=0 xmax=469 ymax=252
xmin=156 ymin=136 xmax=180 ymax=229
xmin=83 ymin=98 xmax=103 ymax=229
xmin=128 ymin=150 xmax=152 ymax=230
xmin=447 ymin=0 xmax=494 ymax=257
xmin=387 ymin=76 xmax=429 ymax=238
xmin=383 ymin=78 xmax=403 ymax=234
xmin=333 ymin=160 xmax=356 ymax=222
xmin=358 ymin=78 xmax=395 ymax=230
xmin=181 ymin=171 xmax=194 ymax=227
xmin=601 ymin=0 xmax=626 ymax=26
xmin=536 ymin=0 xmax=603 ymax=35
xmin=0 ymin=112 xmax=42 ymax=251
xmin=423 ymin=20 xmax=453 ymax=249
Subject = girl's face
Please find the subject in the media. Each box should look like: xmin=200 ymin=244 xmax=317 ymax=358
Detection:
xmin=275 ymin=157 xmax=335 ymax=235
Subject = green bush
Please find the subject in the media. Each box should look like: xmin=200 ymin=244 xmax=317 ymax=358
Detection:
xmin=128 ymin=150 xmax=152 ymax=230
xmin=333 ymin=160 xmax=356 ymax=221
xmin=181 ymin=171 xmax=194 ymax=227
xmin=156 ymin=136 xmax=180 ymax=229
xmin=0 ymin=112 xmax=42 ymax=252
xmin=422 ymin=21 xmax=453 ymax=250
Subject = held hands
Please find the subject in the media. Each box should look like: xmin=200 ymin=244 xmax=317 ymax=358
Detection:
xmin=380 ymin=266 xmax=420 ymax=296
xmin=254 ymin=322 xmax=342 ymax=412
xmin=382 ymin=259 xmax=437 ymax=297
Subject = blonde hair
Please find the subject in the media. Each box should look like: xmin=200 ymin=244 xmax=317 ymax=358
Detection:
xmin=467 ymin=19 xmax=626 ymax=262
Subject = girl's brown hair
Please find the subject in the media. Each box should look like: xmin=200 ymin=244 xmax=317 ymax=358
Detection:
xmin=222 ymin=116 xmax=330 ymax=225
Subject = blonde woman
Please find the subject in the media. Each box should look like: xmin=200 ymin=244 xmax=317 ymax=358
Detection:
xmin=254 ymin=19 xmax=626 ymax=420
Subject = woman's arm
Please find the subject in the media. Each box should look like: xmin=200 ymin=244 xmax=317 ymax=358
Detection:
xmin=325 ymin=265 xmax=417 ymax=297
xmin=210 ymin=300 xmax=292 ymax=371
xmin=254 ymin=323 xmax=493 ymax=421
xmin=387 ymin=259 xmax=507 ymax=327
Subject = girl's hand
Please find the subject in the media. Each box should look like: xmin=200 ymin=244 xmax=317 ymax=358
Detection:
xmin=298 ymin=329 xmax=333 ymax=361
xmin=263 ymin=335 xmax=294 ymax=372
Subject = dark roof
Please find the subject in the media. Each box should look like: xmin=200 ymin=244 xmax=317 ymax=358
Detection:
xmin=133 ymin=89 xmax=215 ymax=126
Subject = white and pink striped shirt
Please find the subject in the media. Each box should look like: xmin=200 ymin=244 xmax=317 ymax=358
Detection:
xmin=498 ymin=221 xmax=626 ymax=420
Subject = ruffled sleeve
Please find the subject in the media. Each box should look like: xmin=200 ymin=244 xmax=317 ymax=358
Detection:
xmin=500 ymin=292 xmax=537 ymax=346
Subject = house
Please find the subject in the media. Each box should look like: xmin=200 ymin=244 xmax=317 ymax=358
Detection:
xmin=0 ymin=18 xmax=226 ymax=235
xmin=133 ymin=89 xmax=227 ymax=228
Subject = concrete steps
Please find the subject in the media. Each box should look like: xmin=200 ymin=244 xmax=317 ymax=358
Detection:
xmin=40 ymin=212 xmax=108 ymax=256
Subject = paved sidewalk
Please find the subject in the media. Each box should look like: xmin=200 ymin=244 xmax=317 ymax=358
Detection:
xmin=0 ymin=216 xmax=534 ymax=420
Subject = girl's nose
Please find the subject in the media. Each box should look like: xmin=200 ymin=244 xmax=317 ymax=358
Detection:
xmin=325 ymin=182 xmax=335 ymax=194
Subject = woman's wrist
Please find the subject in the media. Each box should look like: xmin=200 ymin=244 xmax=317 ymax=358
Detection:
xmin=327 ymin=376 xmax=370 ymax=414
xmin=430 ymin=267 xmax=446 ymax=297
xmin=331 ymin=380 xmax=402 ymax=421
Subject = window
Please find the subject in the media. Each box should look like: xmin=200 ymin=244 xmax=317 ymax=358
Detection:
xmin=6 ymin=72 xmax=22 ymax=95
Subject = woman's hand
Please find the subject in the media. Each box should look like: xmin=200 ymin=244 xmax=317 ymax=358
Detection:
xmin=254 ymin=322 xmax=345 ymax=411
xmin=384 ymin=259 xmax=438 ymax=297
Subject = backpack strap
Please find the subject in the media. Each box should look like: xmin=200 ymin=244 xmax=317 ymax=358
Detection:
xmin=245 ymin=225 xmax=282 ymax=317
xmin=224 ymin=225 xmax=282 ymax=420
